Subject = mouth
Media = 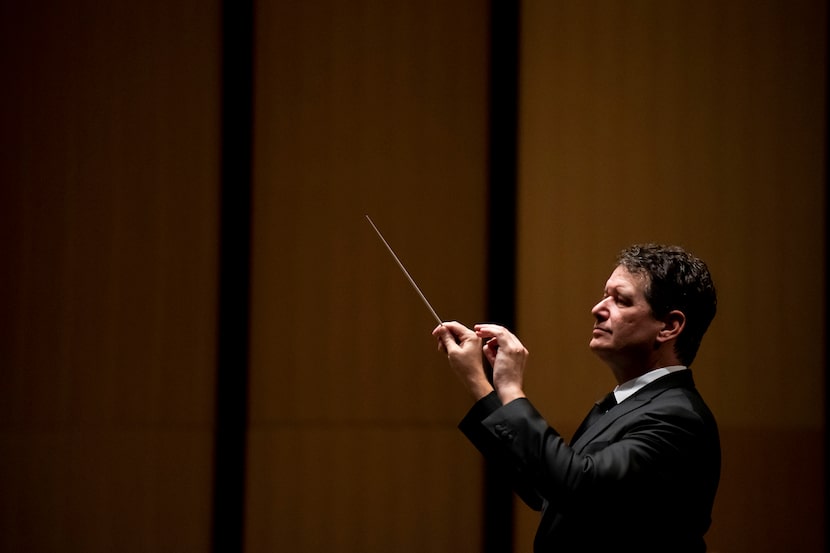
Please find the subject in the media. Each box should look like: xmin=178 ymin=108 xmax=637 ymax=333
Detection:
xmin=592 ymin=326 xmax=610 ymax=336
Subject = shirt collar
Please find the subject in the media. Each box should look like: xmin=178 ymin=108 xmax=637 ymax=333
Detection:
xmin=613 ymin=365 xmax=687 ymax=404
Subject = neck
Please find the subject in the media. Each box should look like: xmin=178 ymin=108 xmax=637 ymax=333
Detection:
xmin=605 ymin=350 xmax=681 ymax=386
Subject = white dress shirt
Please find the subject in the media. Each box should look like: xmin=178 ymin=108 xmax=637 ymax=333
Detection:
xmin=612 ymin=365 xmax=688 ymax=404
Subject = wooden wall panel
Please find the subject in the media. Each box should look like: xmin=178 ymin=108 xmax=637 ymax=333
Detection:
xmin=515 ymin=1 xmax=825 ymax=552
xmin=247 ymin=1 xmax=490 ymax=551
xmin=0 ymin=2 xmax=220 ymax=551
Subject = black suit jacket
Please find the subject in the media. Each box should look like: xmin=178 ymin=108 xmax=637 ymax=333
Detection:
xmin=459 ymin=370 xmax=720 ymax=552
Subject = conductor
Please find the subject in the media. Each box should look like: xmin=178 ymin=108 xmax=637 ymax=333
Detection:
xmin=433 ymin=244 xmax=720 ymax=552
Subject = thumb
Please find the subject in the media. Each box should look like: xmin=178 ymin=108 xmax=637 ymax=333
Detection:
xmin=432 ymin=324 xmax=456 ymax=352
xmin=482 ymin=338 xmax=498 ymax=366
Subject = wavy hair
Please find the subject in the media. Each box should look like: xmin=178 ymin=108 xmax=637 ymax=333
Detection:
xmin=617 ymin=244 xmax=717 ymax=366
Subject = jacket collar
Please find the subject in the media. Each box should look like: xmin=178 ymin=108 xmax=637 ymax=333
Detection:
xmin=570 ymin=369 xmax=697 ymax=449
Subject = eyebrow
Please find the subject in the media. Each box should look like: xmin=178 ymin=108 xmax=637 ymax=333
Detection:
xmin=604 ymin=282 xmax=629 ymax=294
xmin=604 ymin=281 xmax=639 ymax=300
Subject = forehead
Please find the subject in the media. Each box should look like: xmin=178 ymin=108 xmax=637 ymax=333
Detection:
xmin=605 ymin=265 xmax=648 ymax=294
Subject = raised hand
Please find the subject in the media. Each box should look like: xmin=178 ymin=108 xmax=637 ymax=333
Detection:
xmin=433 ymin=321 xmax=494 ymax=400
xmin=475 ymin=324 xmax=528 ymax=404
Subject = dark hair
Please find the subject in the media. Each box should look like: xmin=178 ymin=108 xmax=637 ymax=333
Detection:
xmin=616 ymin=244 xmax=717 ymax=366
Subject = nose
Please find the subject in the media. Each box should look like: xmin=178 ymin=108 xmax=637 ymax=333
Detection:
xmin=592 ymin=296 xmax=610 ymax=319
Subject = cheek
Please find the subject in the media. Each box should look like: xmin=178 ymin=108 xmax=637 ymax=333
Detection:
xmin=622 ymin=316 xmax=662 ymax=341
xmin=615 ymin=313 xmax=653 ymax=339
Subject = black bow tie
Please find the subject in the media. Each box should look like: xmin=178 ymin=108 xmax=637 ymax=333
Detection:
xmin=597 ymin=391 xmax=617 ymax=412
xmin=570 ymin=392 xmax=618 ymax=444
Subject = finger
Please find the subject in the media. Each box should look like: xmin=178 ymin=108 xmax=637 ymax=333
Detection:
xmin=432 ymin=326 xmax=455 ymax=351
xmin=474 ymin=323 xmax=506 ymax=340
xmin=482 ymin=338 xmax=498 ymax=366
xmin=433 ymin=322 xmax=473 ymax=352
xmin=438 ymin=321 xmax=477 ymax=343
xmin=439 ymin=320 xmax=473 ymax=335
xmin=483 ymin=337 xmax=499 ymax=354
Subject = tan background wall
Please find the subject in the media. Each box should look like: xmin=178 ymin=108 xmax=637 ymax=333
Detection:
xmin=0 ymin=1 xmax=492 ymax=552
xmin=0 ymin=1 xmax=825 ymax=552
xmin=244 ymin=2 xmax=490 ymax=551
xmin=514 ymin=1 xmax=826 ymax=552
xmin=0 ymin=2 xmax=220 ymax=551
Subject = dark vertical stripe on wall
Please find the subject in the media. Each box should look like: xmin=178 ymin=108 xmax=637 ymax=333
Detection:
xmin=212 ymin=1 xmax=254 ymax=552
xmin=484 ymin=1 xmax=521 ymax=553
xmin=825 ymin=13 xmax=829 ymax=550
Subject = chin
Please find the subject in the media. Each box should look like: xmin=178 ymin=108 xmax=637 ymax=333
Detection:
xmin=589 ymin=338 xmax=606 ymax=351
xmin=589 ymin=341 xmax=612 ymax=359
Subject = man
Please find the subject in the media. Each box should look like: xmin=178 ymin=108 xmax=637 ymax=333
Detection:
xmin=433 ymin=244 xmax=720 ymax=552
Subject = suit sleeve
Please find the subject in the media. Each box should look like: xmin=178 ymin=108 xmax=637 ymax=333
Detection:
xmin=458 ymin=393 xmax=546 ymax=511
xmin=460 ymin=393 xmax=715 ymax=514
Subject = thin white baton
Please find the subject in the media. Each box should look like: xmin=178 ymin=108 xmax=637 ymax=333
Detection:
xmin=365 ymin=214 xmax=443 ymax=326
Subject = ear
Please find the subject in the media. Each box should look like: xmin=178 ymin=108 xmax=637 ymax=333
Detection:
xmin=656 ymin=310 xmax=685 ymax=344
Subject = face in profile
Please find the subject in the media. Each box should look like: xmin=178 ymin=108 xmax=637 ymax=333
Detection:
xmin=589 ymin=265 xmax=664 ymax=367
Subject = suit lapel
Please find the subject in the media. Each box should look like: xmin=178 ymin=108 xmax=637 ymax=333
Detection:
xmin=570 ymin=396 xmax=645 ymax=449
xmin=569 ymin=370 xmax=697 ymax=450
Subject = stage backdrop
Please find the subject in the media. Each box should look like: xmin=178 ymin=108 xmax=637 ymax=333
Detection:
xmin=0 ymin=1 xmax=825 ymax=553
xmin=0 ymin=2 xmax=221 ymax=551
xmin=243 ymin=2 xmax=490 ymax=552
xmin=513 ymin=1 xmax=826 ymax=552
